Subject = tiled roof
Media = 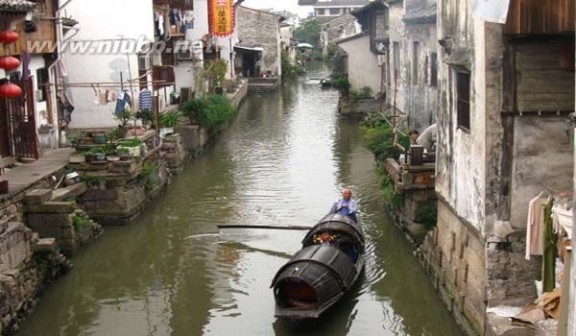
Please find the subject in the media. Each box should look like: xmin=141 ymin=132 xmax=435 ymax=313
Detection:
xmin=315 ymin=0 xmax=371 ymax=8
xmin=322 ymin=13 xmax=357 ymax=28
xmin=0 ymin=0 xmax=36 ymax=13
xmin=403 ymin=4 xmax=437 ymax=24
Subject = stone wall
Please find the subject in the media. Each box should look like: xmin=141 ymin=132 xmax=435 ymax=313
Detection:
xmin=25 ymin=201 xmax=103 ymax=256
xmin=337 ymin=98 xmax=383 ymax=119
xmin=419 ymin=199 xmax=487 ymax=336
xmin=237 ymin=6 xmax=281 ymax=76
xmin=0 ymin=218 xmax=71 ymax=335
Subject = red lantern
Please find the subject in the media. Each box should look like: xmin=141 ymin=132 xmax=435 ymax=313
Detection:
xmin=0 ymin=30 xmax=19 ymax=44
xmin=0 ymin=56 xmax=20 ymax=71
xmin=0 ymin=82 xmax=22 ymax=98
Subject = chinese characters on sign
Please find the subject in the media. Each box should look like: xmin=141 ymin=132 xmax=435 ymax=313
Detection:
xmin=209 ymin=0 xmax=234 ymax=37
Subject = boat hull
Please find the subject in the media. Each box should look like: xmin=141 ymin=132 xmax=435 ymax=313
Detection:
xmin=271 ymin=214 xmax=365 ymax=319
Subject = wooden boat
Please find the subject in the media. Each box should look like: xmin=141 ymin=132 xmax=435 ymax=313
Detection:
xmin=270 ymin=213 xmax=365 ymax=319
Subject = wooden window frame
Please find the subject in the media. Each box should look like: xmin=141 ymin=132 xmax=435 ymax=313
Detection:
xmin=454 ymin=69 xmax=471 ymax=132
xmin=412 ymin=41 xmax=419 ymax=85
xmin=430 ymin=52 xmax=438 ymax=87
xmin=36 ymin=68 xmax=48 ymax=102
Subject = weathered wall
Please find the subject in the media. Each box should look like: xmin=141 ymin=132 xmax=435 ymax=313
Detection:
xmin=510 ymin=118 xmax=573 ymax=228
xmin=64 ymin=0 xmax=155 ymax=129
xmin=570 ymin=145 xmax=576 ymax=336
xmin=434 ymin=0 xmax=575 ymax=333
xmin=436 ymin=0 xmax=485 ymax=233
xmin=420 ymin=200 xmax=486 ymax=336
xmin=320 ymin=14 xmax=360 ymax=55
xmin=387 ymin=2 xmax=408 ymax=114
xmin=337 ymin=35 xmax=380 ymax=94
xmin=237 ymin=7 xmax=282 ymax=76
xmin=404 ymin=22 xmax=438 ymax=131
xmin=508 ymin=39 xmax=575 ymax=228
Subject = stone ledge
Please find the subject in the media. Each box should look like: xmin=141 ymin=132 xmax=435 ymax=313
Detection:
xmin=32 ymin=238 xmax=56 ymax=252
xmin=24 ymin=201 xmax=77 ymax=214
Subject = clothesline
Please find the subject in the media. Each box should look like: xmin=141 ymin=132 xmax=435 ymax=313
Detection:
xmin=43 ymin=81 xmax=175 ymax=88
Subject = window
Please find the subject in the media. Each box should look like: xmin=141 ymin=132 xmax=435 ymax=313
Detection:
xmin=393 ymin=42 xmax=400 ymax=76
xmin=412 ymin=41 xmax=419 ymax=84
xmin=455 ymin=69 xmax=471 ymax=131
xmin=316 ymin=8 xmax=325 ymax=15
xmin=430 ymin=52 xmax=438 ymax=87
xmin=424 ymin=55 xmax=429 ymax=84
xmin=329 ymin=8 xmax=340 ymax=15
xmin=36 ymin=68 xmax=48 ymax=102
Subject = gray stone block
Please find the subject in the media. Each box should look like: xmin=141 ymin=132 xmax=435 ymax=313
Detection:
xmin=24 ymin=189 xmax=53 ymax=205
xmin=24 ymin=201 xmax=76 ymax=214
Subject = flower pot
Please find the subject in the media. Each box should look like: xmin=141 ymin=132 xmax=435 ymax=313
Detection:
xmin=107 ymin=155 xmax=120 ymax=162
xmin=92 ymin=133 xmax=108 ymax=144
xmin=94 ymin=153 xmax=106 ymax=161
xmin=69 ymin=154 xmax=86 ymax=163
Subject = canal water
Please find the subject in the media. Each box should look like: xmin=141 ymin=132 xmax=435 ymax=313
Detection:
xmin=19 ymin=65 xmax=463 ymax=336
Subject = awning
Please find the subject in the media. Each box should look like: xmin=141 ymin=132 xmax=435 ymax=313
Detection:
xmin=234 ymin=44 xmax=264 ymax=52
xmin=0 ymin=0 xmax=36 ymax=13
xmin=296 ymin=42 xmax=314 ymax=49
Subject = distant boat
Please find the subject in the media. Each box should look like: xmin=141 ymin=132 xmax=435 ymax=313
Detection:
xmin=296 ymin=42 xmax=314 ymax=49
xmin=270 ymin=213 xmax=365 ymax=319
xmin=319 ymin=74 xmax=334 ymax=87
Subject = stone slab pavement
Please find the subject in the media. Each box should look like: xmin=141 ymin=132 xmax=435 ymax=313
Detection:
xmin=0 ymin=148 xmax=73 ymax=199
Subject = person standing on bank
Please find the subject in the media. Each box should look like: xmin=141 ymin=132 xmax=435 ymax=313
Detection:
xmin=409 ymin=129 xmax=420 ymax=144
xmin=329 ymin=188 xmax=359 ymax=222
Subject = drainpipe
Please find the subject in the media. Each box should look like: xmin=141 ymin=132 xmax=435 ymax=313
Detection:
xmin=47 ymin=0 xmax=74 ymax=146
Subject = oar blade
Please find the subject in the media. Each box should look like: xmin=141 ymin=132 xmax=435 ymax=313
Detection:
xmin=217 ymin=224 xmax=312 ymax=231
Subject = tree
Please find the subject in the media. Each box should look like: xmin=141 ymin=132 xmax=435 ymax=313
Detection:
xmin=293 ymin=19 xmax=321 ymax=47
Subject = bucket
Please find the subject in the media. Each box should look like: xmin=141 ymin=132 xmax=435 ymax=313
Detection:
xmin=410 ymin=145 xmax=424 ymax=165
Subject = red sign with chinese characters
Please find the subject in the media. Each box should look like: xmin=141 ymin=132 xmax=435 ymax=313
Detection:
xmin=209 ymin=0 xmax=235 ymax=37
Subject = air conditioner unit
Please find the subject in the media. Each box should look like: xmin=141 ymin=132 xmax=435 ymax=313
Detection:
xmin=177 ymin=49 xmax=194 ymax=61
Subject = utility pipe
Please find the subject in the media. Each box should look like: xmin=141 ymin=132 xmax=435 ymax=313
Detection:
xmin=47 ymin=0 xmax=73 ymax=145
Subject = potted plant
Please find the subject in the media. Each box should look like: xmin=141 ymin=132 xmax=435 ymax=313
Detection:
xmin=116 ymin=148 xmax=132 ymax=161
xmin=199 ymin=59 xmax=228 ymax=94
xmin=159 ymin=110 xmax=181 ymax=137
xmin=114 ymin=108 xmax=134 ymax=137
xmin=117 ymin=137 xmax=142 ymax=158
xmin=135 ymin=109 xmax=155 ymax=129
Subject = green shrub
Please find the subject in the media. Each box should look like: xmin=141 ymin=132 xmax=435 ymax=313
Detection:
xmin=138 ymin=162 xmax=157 ymax=192
xmin=415 ymin=204 xmax=438 ymax=229
xmin=350 ymin=87 xmax=373 ymax=101
xmin=73 ymin=213 xmax=91 ymax=230
xmin=331 ymin=75 xmax=350 ymax=94
xmin=195 ymin=94 xmax=235 ymax=131
xmin=160 ymin=110 xmax=181 ymax=128
xmin=135 ymin=109 xmax=155 ymax=129
xmin=181 ymin=98 xmax=205 ymax=125
xmin=377 ymin=167 xmax=404 ymax=209
xmin=361 ymin=113 xmax=410 ymax=160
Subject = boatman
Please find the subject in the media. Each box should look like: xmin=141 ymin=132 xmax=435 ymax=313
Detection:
xmin=329 ymin=188 xmax=359 ymax=222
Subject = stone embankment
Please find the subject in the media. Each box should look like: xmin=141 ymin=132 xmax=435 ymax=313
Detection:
xmin=0 ymin=80 xmax=248 ymax=335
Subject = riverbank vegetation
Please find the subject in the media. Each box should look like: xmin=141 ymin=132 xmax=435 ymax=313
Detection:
xmin=181 ymin=94 xmax=235 ymax=132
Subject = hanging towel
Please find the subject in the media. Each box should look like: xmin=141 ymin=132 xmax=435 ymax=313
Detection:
xmin=526 ymin=194 xmax=546 ymax=260
xmin=99 ymin=90 xmax=108 ymax=105
xmin=107 ymin=90 xmax=117 ymax=102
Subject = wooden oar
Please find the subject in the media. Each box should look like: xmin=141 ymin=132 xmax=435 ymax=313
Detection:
xmin=217 ymin=224 xmax=312 ymax=231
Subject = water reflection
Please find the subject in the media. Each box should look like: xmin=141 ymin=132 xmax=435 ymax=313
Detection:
xmin=18 ymin=63 xmax=462 ymax=336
